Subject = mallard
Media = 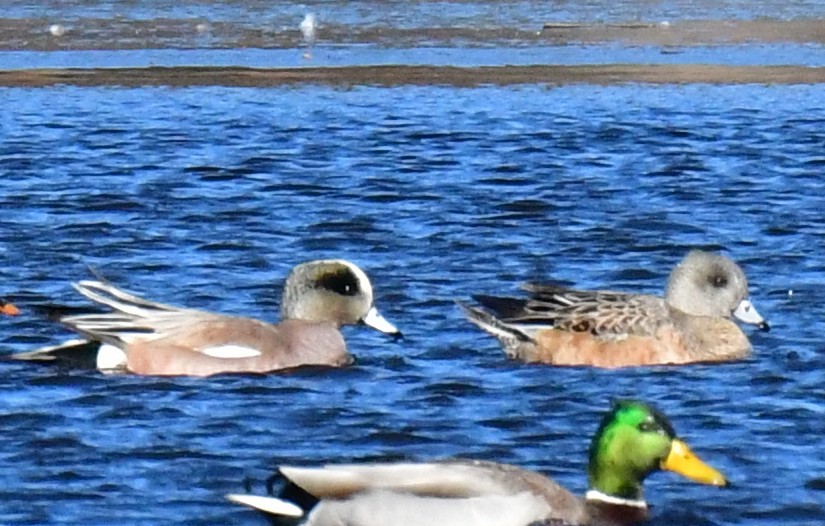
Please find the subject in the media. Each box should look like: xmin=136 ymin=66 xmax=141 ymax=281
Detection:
xmin=13 ymin=260 xmax=400 ymax=376
xmin=227 ymin=400 xmax=727 ymax=525
xmin=460 ymin=250 xmax=769 ymax=368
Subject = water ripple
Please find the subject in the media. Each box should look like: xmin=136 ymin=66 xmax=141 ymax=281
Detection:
xmin=0 ymin=83 xmax=824 ymax=525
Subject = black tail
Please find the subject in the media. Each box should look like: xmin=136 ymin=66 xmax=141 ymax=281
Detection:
xmin=471 ymin=295 xmax=528 ymax=320
xmin=31 ymin=303 xmax=104 ymax=322
xmin=10 ymin=339 xmax=102 ymax=369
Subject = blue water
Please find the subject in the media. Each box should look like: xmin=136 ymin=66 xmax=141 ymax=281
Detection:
xmin=3 ymin=43 xmax=825 ymax=70
xmin=0 ymin=83 xmax=823 ymax=525
xmin=3 ymin=0 xmax=824 ymax=25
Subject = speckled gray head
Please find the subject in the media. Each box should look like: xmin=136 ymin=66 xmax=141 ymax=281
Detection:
xmin=281 ymin=259 xmax=401 ymax=336
xmin=665 ymin=250 xmax=769 ymax=331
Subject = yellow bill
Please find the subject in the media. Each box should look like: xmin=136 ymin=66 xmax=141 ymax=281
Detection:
xmin=661 ymin=439 xmax=727 ymax=487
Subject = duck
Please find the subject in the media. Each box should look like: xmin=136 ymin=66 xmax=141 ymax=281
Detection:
xmin=227 ymin=400 xmax=727 ymax=526
xmin=14 ymin=259 xmax=400 ymax=376
xmin=459 ymin=250 xmax=769 ymax=368
xmin=1 ymin=298 xmax=20 ymax=316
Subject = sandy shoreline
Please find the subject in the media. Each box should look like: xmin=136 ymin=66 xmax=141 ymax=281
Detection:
xmin=1 ymin=64 xmax=823 ymax=87
xmin=2 ymin=16 xmax=822 ymax=87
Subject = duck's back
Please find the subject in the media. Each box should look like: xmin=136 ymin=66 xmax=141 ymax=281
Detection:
xmin=284 ymin=460 xmax=593 ymax=526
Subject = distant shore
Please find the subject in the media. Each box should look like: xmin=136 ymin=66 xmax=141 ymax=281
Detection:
xmin=1 ymin=64 xmax=823 ymax=87
xmin=0 ymin=18 xmax=823 ymax=51
xmin=2 ymin=17 xmax=823 ymax=87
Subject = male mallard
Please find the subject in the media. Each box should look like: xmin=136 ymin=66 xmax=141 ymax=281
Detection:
xmin=460 ymin=250 xmax=769 ymax=368
xmin=228 ymin=400 xmax=727 ymax=525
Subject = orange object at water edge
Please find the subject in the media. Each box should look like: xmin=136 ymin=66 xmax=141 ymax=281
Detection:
xmin=1 ymin=300 xmax=20 ymax=316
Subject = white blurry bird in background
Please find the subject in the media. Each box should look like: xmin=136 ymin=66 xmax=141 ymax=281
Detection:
xmin=49 ymin=23 xmax=66 ymax=37
xmin=300 ymin=13 xmax=317 ymax=59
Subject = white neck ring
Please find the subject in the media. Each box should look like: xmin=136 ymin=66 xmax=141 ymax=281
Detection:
xmin=585 ymin=490 xmax=648 ymax=509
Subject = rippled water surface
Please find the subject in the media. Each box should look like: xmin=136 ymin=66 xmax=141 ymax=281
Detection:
xmin=1 ymin=84 xmax=824 ymax=525
xmin=2 ymin=2 xmax=825 ymax=521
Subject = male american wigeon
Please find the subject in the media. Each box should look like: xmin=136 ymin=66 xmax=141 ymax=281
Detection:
xmin=17 ymin=259 xmax=400 ymax=376
xmin=459 ymin=250 xmax=769 ymax=368
xmin=1 ymin=298 xmax=20 ymax=316
xmin=227 ymin=400 xmax=727 ymax=526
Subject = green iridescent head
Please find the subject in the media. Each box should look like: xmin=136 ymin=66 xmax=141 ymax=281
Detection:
xmin=587 ymin=400 xmax=727 ymax=501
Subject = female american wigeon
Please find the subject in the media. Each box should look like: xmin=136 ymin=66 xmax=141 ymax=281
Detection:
xmin=18 ymin=259 xmax=400 ymax=376
xmin=1 ymin=298 xmax=20 ymax=316
xmin=227 ymin=400 xmax=727 ymax=526
xmin=459 ymin=250 xmax=769 ymax=368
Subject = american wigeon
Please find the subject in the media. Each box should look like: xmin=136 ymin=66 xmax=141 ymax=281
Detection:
xmin=17 ymin=259 xmax=400 ymax=376
xmin=459 ymin=250 xmax=768 ymax=368
xmin=227 ymin=400 xmax=727 ymax=526
xmin=1 ymin=298 xmax=19 ymax=316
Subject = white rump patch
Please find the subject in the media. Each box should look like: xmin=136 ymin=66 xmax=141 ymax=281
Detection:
xmin=200 ymin=345 xmax=262 ymax=359
xmin=226 ymin=494 xmax=304 ymax=517
xmin=97 ymin=344 xmax=128 ymax=370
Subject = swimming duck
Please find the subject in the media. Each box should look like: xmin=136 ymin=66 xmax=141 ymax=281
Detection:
xmin=459 ymin=250 xmax=768 ymax=368
xmin=227 ymin=400 xmax=727 ymax=526
xmin=15 ymin=259 xmax=400 ymax=376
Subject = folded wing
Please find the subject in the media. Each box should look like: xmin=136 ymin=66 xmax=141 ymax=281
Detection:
xmin=476 ymin=283 xmax=669 ymax=338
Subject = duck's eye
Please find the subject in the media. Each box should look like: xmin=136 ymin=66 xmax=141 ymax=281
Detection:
xmin=317 ymin=270 xmax=359 ymax=296
xmin=709 ymin=274 xmax=728 ymax=288
xmin=638 ymin=420 xmax=659 ymax=433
